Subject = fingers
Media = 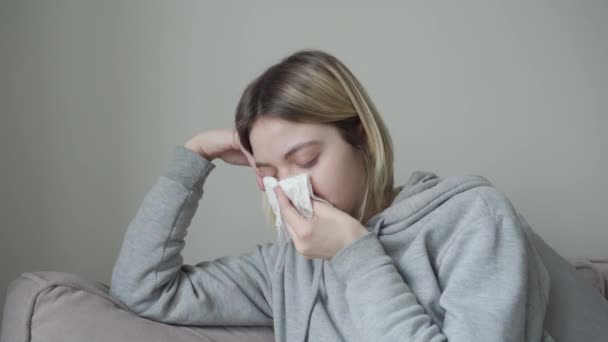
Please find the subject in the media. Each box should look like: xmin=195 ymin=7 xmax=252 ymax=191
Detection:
xmin=255 ymin=169 xmax=265 ymax=192
xmin=231 ymin=129 xmax=263 ymax=190
xmin=234 ymin=132 xmax=256 ymax=168
xmin=233 ymin=130 xmax=250 ymax=155
xmin=242 ymin=146 xmax=263 ymax=191
xmin=284 ymin=220 xmax=298 ymax=243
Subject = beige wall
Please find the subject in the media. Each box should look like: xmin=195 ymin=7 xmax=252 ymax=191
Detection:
xmin=1 ymin=0 xmax=607 ymax=324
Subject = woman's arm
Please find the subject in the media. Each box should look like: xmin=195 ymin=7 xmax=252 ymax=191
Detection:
xmin=328 ymin=212 xmax=551 ymax=341
xmin=109 ymin=145 xmax=275 ymax=326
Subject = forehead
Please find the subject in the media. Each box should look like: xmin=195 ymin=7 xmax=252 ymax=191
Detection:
xmin=249 ymin=117 xmax=333 ymax=154
xmin=249 ymin=117 xmax=334 ymax=145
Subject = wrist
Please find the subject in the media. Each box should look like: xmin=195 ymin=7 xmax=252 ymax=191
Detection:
xmin=184 ymin=142 xmax=214 ymax=161
xmin=343 ymin=224 xmax=368 ymax=249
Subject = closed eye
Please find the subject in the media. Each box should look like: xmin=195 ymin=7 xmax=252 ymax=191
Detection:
xmin=258 ymin=156 xmax=319 ymax=177
xmin=300 ymin=156 xmax=319 ymax=168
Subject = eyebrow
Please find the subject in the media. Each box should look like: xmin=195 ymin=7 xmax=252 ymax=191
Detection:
xmin=255 ymin=140 xmax=322 ymax=168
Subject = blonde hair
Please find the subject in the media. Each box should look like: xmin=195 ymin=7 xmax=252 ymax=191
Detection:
xmin=234 ymin=49 xmax=394 ymax=228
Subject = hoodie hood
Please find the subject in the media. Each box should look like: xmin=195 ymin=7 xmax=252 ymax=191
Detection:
xmin=364 ymin=170 xmax=493 ymax=236
xmin=294 ymin=169 xmax=494 ymax=342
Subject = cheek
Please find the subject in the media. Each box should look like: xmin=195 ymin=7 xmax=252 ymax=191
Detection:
xmin=308 ymin=166 xmax=333 ymax=202
xmin=309 ymin=156 xmax=361 ymax=211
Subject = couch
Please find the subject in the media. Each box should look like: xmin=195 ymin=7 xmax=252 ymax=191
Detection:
xmin=0 ymin=271 xmax=274 ymax=342
xmin=1 ymin=258 xmax=607 ymax=342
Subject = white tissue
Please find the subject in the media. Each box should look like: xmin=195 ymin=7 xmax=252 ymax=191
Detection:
xmin=263 ymin=173 xmax=331 ymax=243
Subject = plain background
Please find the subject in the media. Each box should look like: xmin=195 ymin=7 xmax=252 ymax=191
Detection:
xmin=1 ymin=0 xmax=606 ymax=325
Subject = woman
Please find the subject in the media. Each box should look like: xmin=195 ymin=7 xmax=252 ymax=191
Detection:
xmin=110 ymin=49 xmax=608 ymax=342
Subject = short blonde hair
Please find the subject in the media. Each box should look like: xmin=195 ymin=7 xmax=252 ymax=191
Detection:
xmin=234 ymin=49 xmax=394 ymax=227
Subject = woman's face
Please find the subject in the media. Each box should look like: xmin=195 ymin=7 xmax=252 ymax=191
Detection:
xmin=249 ymin=116 xmax=367 ymax=218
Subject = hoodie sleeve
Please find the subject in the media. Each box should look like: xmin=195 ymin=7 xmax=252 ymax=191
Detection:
xmin=327 ymin=213 xmax=551 ymax=341
xmin=109 ymin=145 xmax=276 ymax=326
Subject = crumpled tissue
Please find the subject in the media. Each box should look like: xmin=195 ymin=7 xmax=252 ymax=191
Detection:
xmin=262 ymin=173 xmax=331 ymax=243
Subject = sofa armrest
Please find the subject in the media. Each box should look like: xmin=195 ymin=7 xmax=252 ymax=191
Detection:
xmin=570 ymin=257 xmax=608 ymax=299
xmin=0 ymin=271 xmax=274 ymax=342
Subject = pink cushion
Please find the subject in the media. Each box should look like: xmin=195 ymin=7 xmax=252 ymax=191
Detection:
xmin=0 ymin=271 xmax=274 ymax=342
xmin=2 ymin=261 xmax=607 ymax=341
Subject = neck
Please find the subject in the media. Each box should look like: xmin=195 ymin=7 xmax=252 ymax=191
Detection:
xmin=360 ymin=187 xmax=400 ymax=224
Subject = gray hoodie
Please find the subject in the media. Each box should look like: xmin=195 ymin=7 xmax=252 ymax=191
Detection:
xmin=110 ymin=145 xmax=608 ymax=342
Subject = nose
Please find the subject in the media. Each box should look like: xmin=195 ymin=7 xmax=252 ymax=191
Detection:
xmin=276 ymin=171 xmax=289 ymax=182
xmin=276 ymin=168 xmax=299 ymax=182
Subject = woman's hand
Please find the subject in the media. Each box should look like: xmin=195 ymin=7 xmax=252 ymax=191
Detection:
xmin=273 ymin=186 xmax=369 ymax=260
xmin=184 ymin=129 xmax=265 ymax=191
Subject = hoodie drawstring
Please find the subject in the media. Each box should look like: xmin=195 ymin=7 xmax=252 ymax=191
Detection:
xmin=299 ymin=259 xmax=323 ymax=342
xmin=300 ymin=218 xmax=383 ymax=341
xmin=302 ymin=217 xmax=384 ymax=342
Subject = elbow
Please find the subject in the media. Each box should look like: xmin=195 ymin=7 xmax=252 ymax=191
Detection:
xmin=108 ymin=279 xmax=138 ymax=312
xmin=108 ymin=270 xmax=153 ymax=314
